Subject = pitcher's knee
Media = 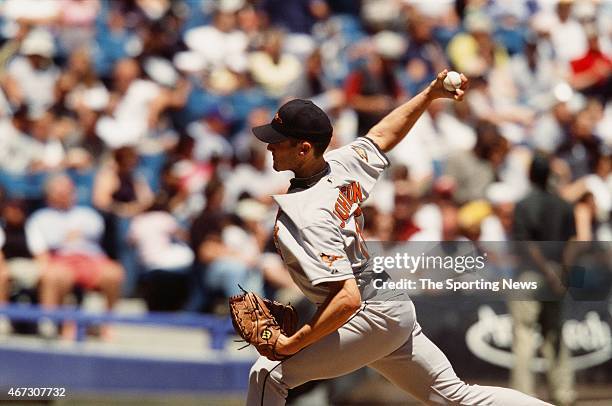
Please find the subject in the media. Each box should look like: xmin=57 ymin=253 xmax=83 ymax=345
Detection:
xmin=249 ymin=361 xmax=268 ymax=387
xmin=432 ymin=380 xmax=496 ymax=406
xmin=249 ymin=358 xmax=286 ymax=393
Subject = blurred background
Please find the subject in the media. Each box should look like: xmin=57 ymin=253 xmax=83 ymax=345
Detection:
xmin=0 ymin=0 xmax=610 ymax=404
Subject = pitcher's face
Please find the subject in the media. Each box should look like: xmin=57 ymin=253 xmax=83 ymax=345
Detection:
xmin=267 ymin=140 xmax=302 ymax=172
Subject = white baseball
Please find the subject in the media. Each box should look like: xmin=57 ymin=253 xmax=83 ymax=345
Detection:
xmin=443 ymin=71 xmax=462 ymax=92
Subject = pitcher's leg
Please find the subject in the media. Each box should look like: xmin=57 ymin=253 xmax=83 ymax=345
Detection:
xmin=246 ymin=302 xmax=414 ymax=406
xmin=370 ymin=322 xmax=553 ymax=405
xmin=247 ymin=357 xmax=286 ymax=406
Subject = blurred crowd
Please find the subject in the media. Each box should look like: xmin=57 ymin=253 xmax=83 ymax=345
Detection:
xmin=0 ymin=0 xmax=611 ymax=329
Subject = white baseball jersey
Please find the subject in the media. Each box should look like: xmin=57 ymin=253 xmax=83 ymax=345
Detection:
xmin=272 ymin=136 xmax=389 ymax=305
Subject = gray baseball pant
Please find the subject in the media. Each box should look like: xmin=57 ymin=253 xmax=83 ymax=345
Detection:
xmin=247 ymin=300 xmax=552 ymax=405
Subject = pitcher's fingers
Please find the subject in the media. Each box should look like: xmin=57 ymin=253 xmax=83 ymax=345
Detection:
xmin=454 ymin=89 xmax=465 ymax=101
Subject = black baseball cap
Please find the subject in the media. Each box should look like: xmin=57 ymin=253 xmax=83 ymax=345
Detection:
xmin=252 ymin=99 xmax=333 ymax=144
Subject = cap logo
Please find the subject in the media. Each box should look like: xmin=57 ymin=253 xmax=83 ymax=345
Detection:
xmin=274 ymin=112 xmax=283 ymax=124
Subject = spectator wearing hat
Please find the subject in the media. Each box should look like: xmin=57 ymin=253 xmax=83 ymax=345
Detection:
xmin=4 ymin=29 xmax=60 ymax=114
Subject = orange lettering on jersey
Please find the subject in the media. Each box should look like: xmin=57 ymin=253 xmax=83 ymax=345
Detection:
xmin=349 ymin=181 xmax=363 ymax=203
xmin=334 ymin=181 xmax=364 ymax=228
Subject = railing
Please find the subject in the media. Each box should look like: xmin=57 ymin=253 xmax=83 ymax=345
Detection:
xmin=0 ymin=304 xmax=235 ymax=350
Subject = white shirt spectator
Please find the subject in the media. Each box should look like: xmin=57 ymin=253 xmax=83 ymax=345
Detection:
xmin=224 ymin=163 xmax=291 ymax=207
xmin=95 ymin=79 xmax=161 ymax=148
xmin=480 ymin=215 xmax=507 ymax=241
xmin=26 ymin=206 xmax=105 ymax=256
xmin=222 ymin=224 xmax=259 ymax=266
xmin=510 ymin=49 xmax=559 ymax=111
xmin=129 ymin=211 xmax=194 ymax=271
xmin=1 ymin=0 xmax=60 ymax=22
xmin=388 ymin=111 xmax=475 ymax=181
xmin=183 ymin=25 xmax=248 ymax=70
xmin=248 ymin=51 xmax=302 ymax=97
xmin=549 ymin=13 xmax=588 ymax=65
xmin=6 ymin=56 xmax=60 ymax=113
xmin=187 ymin=120 xmax=233 ymax=162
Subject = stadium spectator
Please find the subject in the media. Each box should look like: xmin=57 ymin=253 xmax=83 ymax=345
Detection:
xmin=93 ymin=146 xmax=153 ymax=218
xmin=183 ymin=4 xmax=248 ymax=71
xmin=248 ymin=30 xmax=302 ymax=98
xmin=0 ymin=199 xmax=40 ymax=304
xmin=400 ymin=7 xmax=448 ymax=96
xmin=27 ymin=174 xmax=124 ymax=314
xmin=128 ymin=197 xmax=194 ymax=274
xmin=569 ymin=23 xmax=612 ymax=102
xmin=92 ymin=146 xmax=153 ymax=295
xmin=190 ymin=178 xmax=263 ymax=306
xmin=261 ymin=0 xmax=329 ymax=34
xmin=481 ymin=183 xmax=520 ymax=242
xmin=345 ymin=31 xmax=404 ymax=136
xmin=548 ymin=0 xmax=588 ymax=67
xmin=509 ymin=32 xmax=560 ymax=111
xmin=510 ymin=153 xmax=577 ymax=406
xmin=447 ymin=12 xmax=509 ymax=78
xmin=529 ymin=96 xmax=575 ymax=154
xmin=445 ymin=121 xmax=509 ymax=204
xmin=4 ymin=29 xmax=60 ymax=114
xmin=57 ymin=0 xmax=100 ymax=52
xmin=0 ymin=106 xmax=37 ymax=175
xmin=555 ymin=108 xmax=601 ymax=180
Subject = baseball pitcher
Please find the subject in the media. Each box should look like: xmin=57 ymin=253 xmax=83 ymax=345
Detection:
xmin=237 ymin=71 xmax=552 ymax=405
